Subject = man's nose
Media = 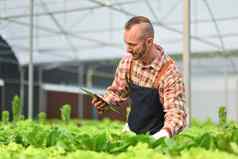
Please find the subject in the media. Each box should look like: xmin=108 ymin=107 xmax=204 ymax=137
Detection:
xmin=126 ymin=46 xmax=133 ymax=53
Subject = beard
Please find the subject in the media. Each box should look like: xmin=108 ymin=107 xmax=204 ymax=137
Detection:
xmin=132 ymin=43 xmax=147 ymax=61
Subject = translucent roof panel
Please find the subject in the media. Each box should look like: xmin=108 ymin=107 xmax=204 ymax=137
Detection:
xmin=0 ymin=0 xmax=237 ymax=65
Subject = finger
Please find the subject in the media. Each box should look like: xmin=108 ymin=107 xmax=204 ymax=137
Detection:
xmin=94 ymin=98 xmax=107 ymax=107
xmin=98 ymin=109 xmax=107 ymax=114
xmin=94 ymin=100 xmax=105 ymax=108
xmin=92 ymin=97 xmax=104 ymax=106
xmin=98 ymin=107 xmax=109 ymax=114
xmin=96 ymin=102 xmax=107 ymax=109
xmin=91 ymin=96 xmax=99 ymax=104
xmin=97 ymin=109 xmax=104 ymax=114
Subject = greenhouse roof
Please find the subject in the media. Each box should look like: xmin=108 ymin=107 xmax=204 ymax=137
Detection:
xmin=0 ymin=0 xmax=237 ymax=73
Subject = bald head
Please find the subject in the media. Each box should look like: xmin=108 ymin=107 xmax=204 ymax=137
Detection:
xmin=124 ymin=16 xmax=154 ymax=40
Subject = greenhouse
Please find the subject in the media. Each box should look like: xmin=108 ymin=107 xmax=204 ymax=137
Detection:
xmin=0 ymin=0 xmax=238 ymax=158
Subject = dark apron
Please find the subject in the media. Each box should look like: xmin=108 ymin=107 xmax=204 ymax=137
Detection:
xmin=127 ymin=59 xmax=173 ymax=135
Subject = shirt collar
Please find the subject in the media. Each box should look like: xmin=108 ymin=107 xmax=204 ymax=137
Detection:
xmin=140 ymin=44 xmax=165 ymax=72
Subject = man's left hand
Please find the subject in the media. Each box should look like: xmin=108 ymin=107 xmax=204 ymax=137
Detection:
xmin=152 ymin=129 xmax=170 ymax=140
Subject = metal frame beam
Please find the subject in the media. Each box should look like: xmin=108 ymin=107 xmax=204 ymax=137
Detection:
xmin=3 ymin=18 xmax=121 ymax=48
xmin=142 ymin=0 xmax=222 ymax=50
xmin=38 ymin=0 xmax=77 ymax=57
xmin=0 ymin=0 xmax=141 ymax=20
xmin=203 ymin=0 xmax=237 ymax=72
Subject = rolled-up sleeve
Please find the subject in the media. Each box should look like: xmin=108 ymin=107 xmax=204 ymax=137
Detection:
xmin=103 ymin=56 xmax=130 ymax=106
xmin=159 ymin=65 xmax=187 ymax=137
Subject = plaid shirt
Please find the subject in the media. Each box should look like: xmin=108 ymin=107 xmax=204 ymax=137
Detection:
xmin=103 ymin=44 xmax=187 ymax=137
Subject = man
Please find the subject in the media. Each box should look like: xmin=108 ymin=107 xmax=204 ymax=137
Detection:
xmin=92 ymin=16 xmax=187 ymax=139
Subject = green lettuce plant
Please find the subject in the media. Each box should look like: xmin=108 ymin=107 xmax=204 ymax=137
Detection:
xmin=38 ymin=112 xmax=46 ymax=124
xmin=12 ymin=95 xmax=22 ymax=122
xmin=60 ymin=104 xmax=71 ymax=124
xmin=1 ymin=110 xmax=9 ymax=124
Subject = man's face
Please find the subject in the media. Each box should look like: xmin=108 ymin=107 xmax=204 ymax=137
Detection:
xmin=124 ymin=25 xmax=147 ymax=61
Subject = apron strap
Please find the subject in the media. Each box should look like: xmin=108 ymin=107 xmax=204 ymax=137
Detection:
xmin=154 ymin=57 xmax=175 ymax=88
xmin=126 ymin=59 xmax=133 ymax=83
xmin=127 ymin=56 xmax=175 ymax=88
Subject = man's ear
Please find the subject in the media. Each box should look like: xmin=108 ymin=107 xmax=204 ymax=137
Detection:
xmin=146 ymin=37 xmax=153 ymax=47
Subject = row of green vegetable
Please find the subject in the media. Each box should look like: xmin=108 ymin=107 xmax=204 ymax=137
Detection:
xmin=0 ymin=95 xmax=237 ymax=158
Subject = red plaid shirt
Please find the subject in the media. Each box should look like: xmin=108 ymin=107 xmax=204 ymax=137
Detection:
xmin=103 ymin=44 xmax=187 ymax=137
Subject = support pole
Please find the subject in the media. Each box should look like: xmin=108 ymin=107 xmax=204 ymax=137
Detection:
xmin=236 ymin=78 xmax=238 ymax=121
xmin=1 ymin=86 xmax=4 ymax=110
xmin=38 ymin=67 xmax=45 ymax=112
xmin=0 ymin=79 xmax=5 ymax=110
xmin=86 ymin=68 xmax=98 ymax=119
xmin=28 ymin=0 xmax=34 ymax=118
xmin=183 ymin=0 xmax=191 ymax=126
xmin=78 ymin=65 xmax=84 ymax=118
xmin=224 ymin=71 xmax=228 ymax=108
xmin=20 ymin=67 xmax=25 ymax=112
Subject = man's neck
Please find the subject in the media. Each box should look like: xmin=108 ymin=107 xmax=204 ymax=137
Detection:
xmin=141 ymin=45 xmax=156 ymax=65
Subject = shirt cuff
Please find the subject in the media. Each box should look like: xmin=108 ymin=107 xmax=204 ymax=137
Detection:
xmin=161 ymin=127 xmax=173 ymax=137
xmin=152 ymin=129 xmax=170 ymax=139
xmin=158 ymin=129 xmax=170 ymax=137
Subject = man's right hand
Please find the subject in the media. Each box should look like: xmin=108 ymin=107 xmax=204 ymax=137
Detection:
xmin=91 ymin=96 xmax=109 ymax=114
xmin=122 ymin=123 xmax=131 ymax=133
xmin=122 ymin=123 xmax=136 ymax=135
